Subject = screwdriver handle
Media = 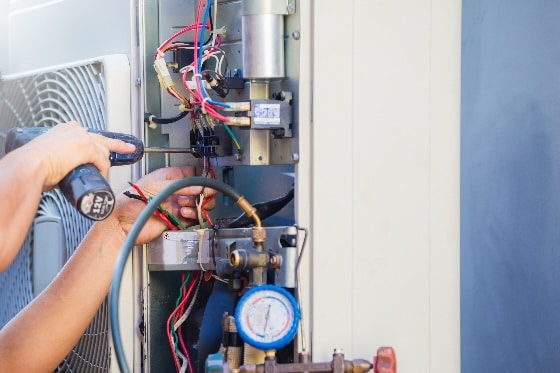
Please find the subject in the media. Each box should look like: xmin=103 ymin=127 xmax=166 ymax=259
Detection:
xmin=89 ymin=129 xmax=144 ymax=166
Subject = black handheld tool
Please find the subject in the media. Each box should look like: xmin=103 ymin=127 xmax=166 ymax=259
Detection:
xmin=5 ymin=126 xmax=144 ymax=221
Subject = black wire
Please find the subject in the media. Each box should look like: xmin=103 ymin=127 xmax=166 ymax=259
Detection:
xmin=144 ymin=111 xmax=188 ymax=125
xmin=123 ymin=191 xmax=145 ymax=202
xmin=110 ymin=177 xmax=246 ymax=373
xmin=206 ymin=4 xmax=214 ymax=45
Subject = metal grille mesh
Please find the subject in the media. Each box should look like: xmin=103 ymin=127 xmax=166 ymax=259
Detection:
xmin=0 ymin=61 xmax=111 ymax=372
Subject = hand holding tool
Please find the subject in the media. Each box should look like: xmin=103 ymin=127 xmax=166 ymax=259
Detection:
xmin=5 ymin=126 xmax=144 ymax=221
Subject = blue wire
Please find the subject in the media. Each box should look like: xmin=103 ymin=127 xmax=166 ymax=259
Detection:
xmin=197 ymin=1 xmax=230 ymax=109
xmin=197 ymin=1 xmax=211 ymax=73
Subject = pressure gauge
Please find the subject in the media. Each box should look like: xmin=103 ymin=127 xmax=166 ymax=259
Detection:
xmin=235 ymin=284 xmax=300 ymax=350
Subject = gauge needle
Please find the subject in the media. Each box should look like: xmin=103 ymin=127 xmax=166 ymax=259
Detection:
xmin=264 ymin=304 xmax=271 ymax=335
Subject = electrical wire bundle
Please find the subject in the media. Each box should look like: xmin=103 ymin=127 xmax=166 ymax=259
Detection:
xmin=124 ymin=182 xmax=188 ymax=231
xmin=111 ymin=177 xmax=265 ymax=373
xmin=153 ymin=0 xmax=245 ymax=155
xmin=167 ymin=271 xmax=202 ymax=373
xmin=126 ymin=176 xmax=218 ymax=372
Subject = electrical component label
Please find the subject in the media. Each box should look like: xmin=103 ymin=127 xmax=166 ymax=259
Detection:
xmin=254 ymin=103 xmax=281 ymax=125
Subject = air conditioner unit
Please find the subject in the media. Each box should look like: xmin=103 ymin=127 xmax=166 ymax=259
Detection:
xmin=0 ymin=54 xmax=136 ymax=372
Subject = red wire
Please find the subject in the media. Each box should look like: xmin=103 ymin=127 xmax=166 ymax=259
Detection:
xmin=201 ymin=194 xmax=215 ymax=227
xmin=208 ymin=165 xmax=217 ymax=180
xmin=176 ymin=272 xmax=189 ymax=370
xmin=166 ymin=316 xmax=180 ymax=371
xmin=202 ymin=208 xmax=214 ymax=227
xmin=192 ymin=0 xmax=230 ymax=126
xmin=155 ymin=209 xmax=179 ymax=230
xmin=129 ymin=182 xmax=178 ymax=230
xmin=200 ymin=162 xmax=216 ymax=227
xmin=166 ymin=272 xmax=200 ymax=372
xmin=193 ymin=0 xmax=203 ymax=98
xmin=178 ymin=327 xmax=190 ymax=373
xmin=155 ymin=23 xmax=208 ymax=60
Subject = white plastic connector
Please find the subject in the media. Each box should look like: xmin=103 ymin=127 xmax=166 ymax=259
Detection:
xmin=227 ymin=117 xmax=251 ymax=126
xmin=221 ymin=101 xmax=251 ymax=112
xmin=154 ymin=57 xmax=174 ymax=90
xmin=185 ymin=79 xmax=211 ymax=91
xmin=147 ymin=115 xmax=158 ymax=130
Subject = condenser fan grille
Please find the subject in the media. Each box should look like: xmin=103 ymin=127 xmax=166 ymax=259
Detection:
xmin=0 ymin=60 xmax=113 ymax=372
xmin=0 ymin=64 xmax=107 ymax=133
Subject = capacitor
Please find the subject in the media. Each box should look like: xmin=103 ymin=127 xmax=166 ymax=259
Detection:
xmin=242 ymin=0 xmax=288 ymax=80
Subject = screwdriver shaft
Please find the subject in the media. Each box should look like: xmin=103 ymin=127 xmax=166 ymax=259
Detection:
xmin=143 ymin=147 xmax=193 ymax=154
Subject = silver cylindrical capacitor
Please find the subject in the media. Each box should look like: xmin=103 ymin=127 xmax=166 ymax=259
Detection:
xmin=242 ymin=0 xmax=286 ymax=79
xmin=276 ymin=245 xmax=297 ymax=288
xmin=276 ymin=226 xmax=298 ymax=288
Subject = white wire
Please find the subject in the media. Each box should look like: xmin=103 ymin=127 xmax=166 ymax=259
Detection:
xmin=216 ymin=54 xmax=225 ymax=75
xmin=212 ymin=0 xmax=218 ymax=47
xmin=173 ymin=276 xmax=202 ymax=331
xmin=211 ymin=274 xmax=229 ymax=284
xmin=201 ymin=97 xmax=211 ymax=115
xmin=176 ymin=350 xmax=189 ymax=373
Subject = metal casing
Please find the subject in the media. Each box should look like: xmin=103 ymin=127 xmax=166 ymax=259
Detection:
xmin=242 ymin=13 xmax=285 ymax=79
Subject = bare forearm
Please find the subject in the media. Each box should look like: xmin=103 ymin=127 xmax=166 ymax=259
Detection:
xmin=0 ymin=122 xmax=136 ymax=271
xmin=0 ymin=216 xmax=126 ymax=372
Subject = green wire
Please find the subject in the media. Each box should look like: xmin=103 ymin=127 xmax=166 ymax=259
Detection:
xmin=171 ymin=272 xmax=192 ymax=351
xmin=111 ymin=176 xmax=246 ymax=373
xmin=147 ymin=196 xmax=188 ymax=230
xmin=223 ymin=123 xmax=241 ymax=151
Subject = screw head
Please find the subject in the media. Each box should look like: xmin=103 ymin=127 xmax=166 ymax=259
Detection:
xmin=292 ymin=30 xmax=301 ymax=40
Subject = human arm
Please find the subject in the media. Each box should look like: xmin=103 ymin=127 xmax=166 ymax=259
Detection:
xmin=0 ymin=122 xmax=136 ymax=271
xmin=0 ymin=166 xmax=210 ymax=372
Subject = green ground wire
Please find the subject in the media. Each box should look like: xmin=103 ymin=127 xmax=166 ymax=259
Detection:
xmin=148 ymin=196 xmax=189 ymax=230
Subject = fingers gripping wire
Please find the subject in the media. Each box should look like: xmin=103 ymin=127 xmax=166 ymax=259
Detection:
xmin=125 ymin=182 xmax=187 ymax=230
xmin=197 ymin=157 xmax=216 ymax=228
xmin=111 ymin=176 xmax=262 ymax=373
xmin=196 ymin=194 xmax=206 ymax=228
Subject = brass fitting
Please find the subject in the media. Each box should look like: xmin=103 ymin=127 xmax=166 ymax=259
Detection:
xmin=252 ymin=226 xmax=266 ymax=243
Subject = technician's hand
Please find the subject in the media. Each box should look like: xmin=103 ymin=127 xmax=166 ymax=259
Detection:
xmin=28 ymin=121 xmax=136 ymax=191
xmin=111 ymin=166 xmax=216 ymax=244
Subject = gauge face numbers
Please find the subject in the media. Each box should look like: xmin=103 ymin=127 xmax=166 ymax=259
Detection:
xmin=235 ymin=285 xmax=299 ymax=350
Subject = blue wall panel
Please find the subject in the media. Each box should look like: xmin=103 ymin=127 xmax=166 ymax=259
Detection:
xmin=461 ymin=1 xmax=560 ymax=372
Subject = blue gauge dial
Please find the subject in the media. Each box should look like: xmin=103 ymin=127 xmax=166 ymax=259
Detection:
xmin=235 ymin=284 xmax=300 ymax=350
